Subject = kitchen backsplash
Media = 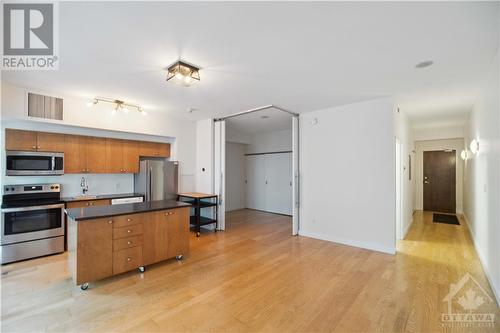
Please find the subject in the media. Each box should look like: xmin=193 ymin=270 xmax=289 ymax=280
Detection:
xmin=2 ymin=174 xmax=134 ymax=198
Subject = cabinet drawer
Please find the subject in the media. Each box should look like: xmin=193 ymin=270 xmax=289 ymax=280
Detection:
xmin=113 ymin=235 xmax=143 ymax=252
xmin=112 ymin=214 xmax=144 ymax=228
xmin=112 ymin=246 xmax=143 ymax=275
xmin=113 ymin=224 xmax=143 ymax=239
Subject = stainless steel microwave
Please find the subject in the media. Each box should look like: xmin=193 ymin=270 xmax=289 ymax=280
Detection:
xmin=6 ymin=151 xmax=64 ymax=176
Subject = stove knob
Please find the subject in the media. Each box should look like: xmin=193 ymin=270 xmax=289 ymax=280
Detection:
xmin=10 ymin=187 xmax=14 ymax=191
xmin=5 ymin=188 xmax=9 ymax=191
xmin=55 ymin=186 xmax=59 ymax=189
xmin=50 ymin=186 xmax=55 ymax=189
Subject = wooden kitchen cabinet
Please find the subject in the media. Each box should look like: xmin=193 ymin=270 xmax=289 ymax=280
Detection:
xmin=139 ymin=141 xmax=170 ymax=158
xmin=105 ymin=139 xmax=139 ymax=173
xmin=64 ymin=135 xmax=87 ymax=173
xmin=68 ymin=207 xmax=189 ymax=288
xmin=36 ymin=132 xmax=66 ymax=152
xmin=142 ymin=208 xmax=189 ymax=265
xmin=65 ymin=135 xmax=106 ymax=174
xmin=5 ymin=129 xmax=65 ymax=152
xmin=85 ymin=137 xmax=107 ymax=173
xmin=66 ymin=199 xmax=111 ymax=209
xmin=74 ymin=217 xmax=113 ymax=285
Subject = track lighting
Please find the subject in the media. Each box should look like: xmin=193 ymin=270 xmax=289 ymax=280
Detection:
xmin=85 ymin=97 xmax=147 ymax=116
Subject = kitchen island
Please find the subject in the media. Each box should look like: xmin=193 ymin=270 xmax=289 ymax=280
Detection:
xmin=66 ymin=200 xmax=191 ymax=290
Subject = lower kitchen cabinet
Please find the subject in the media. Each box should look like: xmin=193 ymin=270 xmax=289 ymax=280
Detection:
xmin=68 ymin=207 xmax=190 ymax=288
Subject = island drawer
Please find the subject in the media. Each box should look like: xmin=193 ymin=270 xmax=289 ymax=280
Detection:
xmin=113 ymin=224 xmax=143 ymax=239
xmin=113 ymin=246 xmax=143 ymax=275
xmin=112 ymin=214 xmax=144 ymax=228
xmin=113 ymin=235 xmax=143 ymax=252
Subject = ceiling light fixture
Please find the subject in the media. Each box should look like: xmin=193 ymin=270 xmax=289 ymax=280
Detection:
xmin=166 ymin=60 xmax=200 ymax=87
xmin=85 ymin=97 xmax=147 ymax=116
xmin=415 ymin=60 xmax=434 ymax=69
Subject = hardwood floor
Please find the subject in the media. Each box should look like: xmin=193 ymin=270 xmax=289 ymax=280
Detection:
xmin=1 ymin=210 xmax=498 ymax=332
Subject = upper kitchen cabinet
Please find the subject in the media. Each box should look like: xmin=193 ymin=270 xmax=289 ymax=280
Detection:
xmin=139 ymin=141 xmax=170 ymax=158
xmin=105 ymin=139 xmax=139 ymax=173
xmin=5 ymin=129 xmax=65 ymax=152
xmin=65 ymin=135 xmax=106 ymax=174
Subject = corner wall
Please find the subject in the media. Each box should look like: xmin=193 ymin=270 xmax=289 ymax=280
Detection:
xmin=299 ymin=97 xmax=396 ymax=254
xmin=463 ymin=44 xmax=500 ymax=302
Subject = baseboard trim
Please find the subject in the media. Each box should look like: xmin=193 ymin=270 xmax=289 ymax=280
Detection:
xmin=402 ymin=218 xmax=414 ymax=239
xmin=298 ymin=230 xmax=395 ymax=255
xmin=461 ymin=213 xmax=500 ymax=306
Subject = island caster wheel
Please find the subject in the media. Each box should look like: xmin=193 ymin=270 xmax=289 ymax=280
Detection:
xmin=196 ymin=232 xmax=200 ymax=237
xmin=138 ymin=266 xmax=146 ymax=273
xmin=176 ymin=255 xmax=183 ymax=261
xmin=81 ymin=282 xmax=89 ymax=290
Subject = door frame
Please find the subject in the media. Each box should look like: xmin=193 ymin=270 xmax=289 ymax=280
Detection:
xmin=395 ymin=139 xmax=403 ymax=240
xmin=213 ymin=105 xmax=300 ymax=235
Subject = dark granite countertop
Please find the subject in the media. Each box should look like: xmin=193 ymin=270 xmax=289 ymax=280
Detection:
xmin=65 ymin=200 xmax=191 ymax=221
xmin=61 ymin=193 xmax=144 ymax=202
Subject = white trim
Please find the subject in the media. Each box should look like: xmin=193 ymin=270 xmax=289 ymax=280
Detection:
xmin=462 ymin=213 xmax=500 ymax=306
xmin=298 ymin=230 xmax=396 ymax=255
xmin=403 ymin=218 xmax=414 ymax=238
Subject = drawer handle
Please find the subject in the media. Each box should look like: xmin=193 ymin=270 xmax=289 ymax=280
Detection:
xmin=127 ymin=230 xmax=132 ymax=233
xmin=126 ymin=257 xmax=131 ymax=262
xmin=85 ymin=203 xmax=89 ymax=206
xmin=108 ymin=220 xmax=113 ymax=224
xmin=32 ymin=145 xmax=36 ymax=149
xmin=127 ymin=218 xmax=131 ymax=222
xmin=127 ymin=241 xmax=132 ymax=245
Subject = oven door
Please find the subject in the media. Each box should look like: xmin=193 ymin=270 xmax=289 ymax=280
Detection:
xmin=6 ymin=151 xmax=64 ymax=176
xmin=1 ymin=203 xmax=65 ymax=245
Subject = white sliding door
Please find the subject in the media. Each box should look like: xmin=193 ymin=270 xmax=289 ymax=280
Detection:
xmin=245 ymin=155 xmax=266 ymax=211
xmin=292 ymin=116 xmax=299 ymax=235
xmin=265 ymin=153 xmax=293 ymax=215
xmin=214 ymin=120 xmax=226 ymax=230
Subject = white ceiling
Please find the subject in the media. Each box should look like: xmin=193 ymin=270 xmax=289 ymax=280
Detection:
xmin=2 ymin=2 xmax=499 ymax=128
xmin=226 ymin=108 xmax=292 ymax=134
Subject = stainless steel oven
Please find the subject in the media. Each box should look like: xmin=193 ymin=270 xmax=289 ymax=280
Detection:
xmin=1 ymin=184 xmax=64 ymax=264
xmin=6 ymin=151 xmax=64 ymax=176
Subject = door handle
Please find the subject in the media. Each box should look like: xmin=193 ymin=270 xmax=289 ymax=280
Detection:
xmin=424 ymin=181 xmax=430 ymax=184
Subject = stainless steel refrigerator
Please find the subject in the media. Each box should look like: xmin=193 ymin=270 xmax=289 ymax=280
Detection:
xmin=134 ymin=159 xmax=178 ymax=201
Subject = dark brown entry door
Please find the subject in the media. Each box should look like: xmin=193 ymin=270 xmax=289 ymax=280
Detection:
xmin=423 ymin=150 xmax=456 ymax=213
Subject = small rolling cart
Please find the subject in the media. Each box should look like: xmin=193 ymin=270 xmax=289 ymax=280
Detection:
xmin=177 ymin=192 xmax=218 ymax=237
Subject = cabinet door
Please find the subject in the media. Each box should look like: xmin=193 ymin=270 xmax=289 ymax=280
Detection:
xmin=105 ymin=138 xmax=123 ymax=173
xmin=157 ymin=143 xmax=170 ymax=158
xmin=5 ymin=129 xmax=37 ymax=151
xmin=64 ymin=135 xmax=87 ymax=173
xmin=85 ymin=137 xmax=107 ymax=173
xmin=36 ymin=132 xmax=65 ymax=152
xmin=166 ymin=208 xmax=189 ymax=258
xmin=139 ymin=141 xmax=158 ymax=157
xmin=122 ymin=140 xmax=139 ymax=173
xmin=142 ymin=211 xmax=168 ymax=265
xmin=76 ymin=218 xmax=113 ymax=285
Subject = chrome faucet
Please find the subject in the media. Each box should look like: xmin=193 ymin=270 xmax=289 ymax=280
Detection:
xmin=80 ymin=177 xmax=89 ymax=194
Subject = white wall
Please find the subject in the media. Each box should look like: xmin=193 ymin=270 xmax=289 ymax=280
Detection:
xmin=246 ymin=129 xmax=292 ymax=154
xmin=1 ymin=83 xmax=197 ymax=196
xmin=394 ymin=108 xmax=415 ymax=238
xmin=463 ymin=44 xmax=500 ymax=302
xmin=225 ymin=142 xmax=246 ymax=211
xmin=413 ymin=125 xmax=464 ymax=141
xmin=195 ymin=119 xmax=214 ymax=193
xmin=414 ymin=139 xmax=465 ymax=214
xmin=299 ymin=97 xmax=396 ymax=254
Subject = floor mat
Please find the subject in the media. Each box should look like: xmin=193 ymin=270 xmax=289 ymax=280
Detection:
xmin=433 ymin=213 xmax=460 ymax=225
